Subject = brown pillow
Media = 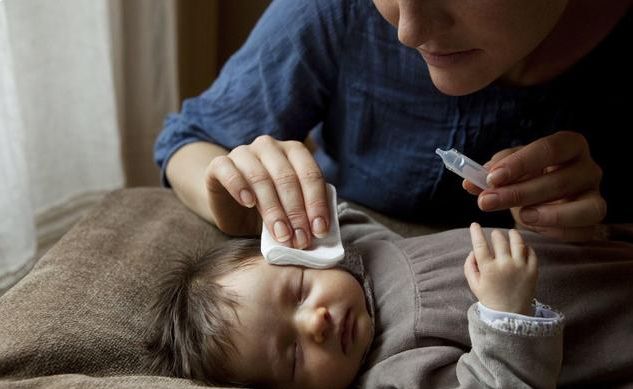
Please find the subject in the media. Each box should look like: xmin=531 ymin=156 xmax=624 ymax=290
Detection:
xmin=0 ymin=188 xmax=230 ymax=387
xmin=0 ymin=187 xmax=438 ymax=388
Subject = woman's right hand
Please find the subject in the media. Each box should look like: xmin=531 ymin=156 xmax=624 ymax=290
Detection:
xmin=205 ymin=135 xmax=330 ymax=249
xmin=462 ymin=131 xmax=607 ymax=242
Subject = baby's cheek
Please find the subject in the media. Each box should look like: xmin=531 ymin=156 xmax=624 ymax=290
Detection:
xmin=358 ymin=313 xmax=375 ymax=354
xmin=303 ymin=350 xmax=356 ymax=389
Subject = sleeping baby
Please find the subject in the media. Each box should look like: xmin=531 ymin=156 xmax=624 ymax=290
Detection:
xmin=144 ymin=204 xmax=633 ymax=388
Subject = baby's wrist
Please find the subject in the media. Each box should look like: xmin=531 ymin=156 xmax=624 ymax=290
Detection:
xmin=476 ymin=300 xmax=564 ymax=337
xmin=478 ymin=299 xmax=534 ymax=316
xmin=516 ymin=302 xmax=535 ymax=317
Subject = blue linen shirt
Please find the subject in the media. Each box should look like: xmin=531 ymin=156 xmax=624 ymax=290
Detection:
xmin=155 ymin=0 xmax=631 ymax=226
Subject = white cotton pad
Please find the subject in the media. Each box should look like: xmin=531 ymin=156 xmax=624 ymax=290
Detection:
xmin=261 ymin=183 xmax=344 ymax=269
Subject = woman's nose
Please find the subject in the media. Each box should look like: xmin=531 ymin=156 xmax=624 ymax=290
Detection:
xmin=298 ymin=306 xmax=332 ymax=344
xmin=397 ymin=1 xmax=452 ymax=48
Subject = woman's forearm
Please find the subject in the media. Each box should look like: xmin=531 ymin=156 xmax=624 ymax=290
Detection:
xmin=165 ymin=141 xmax=228 ymax=225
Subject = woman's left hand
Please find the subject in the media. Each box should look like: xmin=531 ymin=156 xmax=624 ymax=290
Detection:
xmin=463 ymin=131 xmax=607 ymax=241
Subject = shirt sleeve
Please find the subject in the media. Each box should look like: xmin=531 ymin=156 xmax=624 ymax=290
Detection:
xmin=153 ymin=0 xmax=353 ymax=186
xmin=477 ymin=300 xmax=563 ymax=337
xmin=360 ymin=303 xmax=564 ymax=389
xmin=455 ymin=303 xmax=564 ymax=388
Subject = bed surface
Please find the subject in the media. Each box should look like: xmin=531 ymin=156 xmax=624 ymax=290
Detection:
xmin=0 ymin=189 xmax=232 ymax=388
xmin=0 ymin=188 xmax=440 ymax=388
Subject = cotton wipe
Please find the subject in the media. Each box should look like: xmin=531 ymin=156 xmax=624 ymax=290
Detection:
xmin=261 ymin=183 xmax=344 ymax=268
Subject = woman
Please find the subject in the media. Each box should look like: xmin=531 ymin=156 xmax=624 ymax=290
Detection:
xmin=155 ymin=0 xmax=631 ymax=247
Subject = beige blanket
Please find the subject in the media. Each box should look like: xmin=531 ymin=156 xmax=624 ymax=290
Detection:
xmin=1 ymin=188 xmax=631 ymax=388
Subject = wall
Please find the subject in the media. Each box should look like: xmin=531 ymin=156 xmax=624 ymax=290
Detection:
xmin=177 ymin=0 xmax=271 ymax=101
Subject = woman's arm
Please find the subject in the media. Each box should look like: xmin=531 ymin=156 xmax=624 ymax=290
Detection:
xmin=165 ymin=137 xmax=331 ymax=250
xmin=166 ymin=141 xmax=229 ymax=226
xmin=154 ymin=0 xmax=352 ymax=245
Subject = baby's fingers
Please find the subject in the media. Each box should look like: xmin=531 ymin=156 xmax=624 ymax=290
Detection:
xmin=491 ymin=229 xmax=511 ymax=260
xmin=464 ymin=251 xmax=480 ymax=293
xmin=469 ymin=223 xmax=492 ymax=263
xmin=527 ymin=247 xmax=538 ymax=270
xmin=509 ymin=229 xmax=528 ymax=261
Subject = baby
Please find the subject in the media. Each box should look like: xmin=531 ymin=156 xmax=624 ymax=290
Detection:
xmin=145 ymin=205 xmax=633 ymax=388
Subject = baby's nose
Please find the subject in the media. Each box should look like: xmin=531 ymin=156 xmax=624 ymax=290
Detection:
xmin=303 ymin=306 xmax=332 ymax=344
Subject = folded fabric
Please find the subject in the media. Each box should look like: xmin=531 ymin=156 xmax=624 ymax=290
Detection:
xmin=261 ymin=184 xmax=344 ymax=268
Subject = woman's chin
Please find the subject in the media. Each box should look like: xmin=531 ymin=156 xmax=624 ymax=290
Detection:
xmin=427 ymin=67 xmax=497 ymax=97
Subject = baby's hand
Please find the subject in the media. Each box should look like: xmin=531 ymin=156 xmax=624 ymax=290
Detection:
xmin=464 ymin=223 xmax=538 ymax=316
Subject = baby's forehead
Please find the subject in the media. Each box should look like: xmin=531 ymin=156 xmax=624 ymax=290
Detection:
xmin=223 ymin=261 xmax=289 ymax=309
xmin=226 ymin=262 xmax=313 ymax=333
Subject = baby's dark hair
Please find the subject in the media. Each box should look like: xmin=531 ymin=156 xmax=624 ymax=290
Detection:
xmin=144 ymin=238 xmax=261 ymax=386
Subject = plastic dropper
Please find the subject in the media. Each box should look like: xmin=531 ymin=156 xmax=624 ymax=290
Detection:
xmin=435 ymin=148 xmax=489 ymax=189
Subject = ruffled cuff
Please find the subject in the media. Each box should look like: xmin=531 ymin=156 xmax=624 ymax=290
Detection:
xmin=476 ymin=300 xmax=564 ymax=337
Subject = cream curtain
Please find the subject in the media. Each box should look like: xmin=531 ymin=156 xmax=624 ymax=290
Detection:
xmin=0 ymin=0 xmax=179 ymax=291
xmin=111 ymin=0 xmax=180 ymax=186
xmin=1 ymin=0 xmax=271 ymax=292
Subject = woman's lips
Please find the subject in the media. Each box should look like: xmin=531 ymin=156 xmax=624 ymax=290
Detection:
xmin=418 ymin=48 xmax=481 ymax=68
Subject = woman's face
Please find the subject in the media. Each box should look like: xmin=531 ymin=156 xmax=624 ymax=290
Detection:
xmin=373 ymin=0 xmax=568 ymax=95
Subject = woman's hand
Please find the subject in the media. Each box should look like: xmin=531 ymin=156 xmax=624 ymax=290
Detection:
xmin=205 ymin=135 xmax=330 ymax=249
xmin=465 ymin=223 xmax=537 ymax=316
xmin=463 ymin=131 xmax=607 ymax=241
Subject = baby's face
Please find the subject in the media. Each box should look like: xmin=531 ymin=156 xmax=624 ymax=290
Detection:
xmin=217 ymin=257 xmax=373 ymax=389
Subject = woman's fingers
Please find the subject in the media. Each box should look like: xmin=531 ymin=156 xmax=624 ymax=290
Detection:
xmin=206 ymin=135 xmax=330 ymax=248
xmin=251 ymin=136 xmax=313 ymax=248
xmin=462 ymin=179 xmax=483 ymax=195
xmin=475 ymin=131 xmax=607 ymax=242
xmin=462 ymin=147 xmax=521 ymax=196
xmin=479 ymin=161 xmax=601 ymax=212
xmin=231 ymin=141 xmax=296 ymax=244
xmin=205 ymin=155 xmax=261 ymax=236
xmin=486 ymin=131 xmax=589 ymax=187
xmin=207 ymin=155 xmax=255 ymax=208
xmin=517 ymin=190 xmax=607 ymax=228
xmin=282 ymin=141 xmax=330 ymax=238
xmin=517 ymin=223 xmax=607 ymax=242
xmin=485 ymin=146 xmax=522 ymax=170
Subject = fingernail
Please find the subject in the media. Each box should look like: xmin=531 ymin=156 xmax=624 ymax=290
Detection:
xmin=520 ymin=208 xmax=539 ymax=224
xmin=293 ymin=228 xmax=308 ymax=249
xmin=312 ymin=217 xmax=328 ymax=238
xmin=273 ymin=221 xmax=291 ymax=242
xmin=479 ymin=193 xmax=500 ymax=210
xmin=239 ymin=189 xmax=255 ymax=207
xmin=487 ymin=168 xmax=509 ymax=186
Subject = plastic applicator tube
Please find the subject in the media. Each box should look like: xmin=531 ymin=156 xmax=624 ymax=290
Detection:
xmin=436 ymin=148 xmax=489 ymax=189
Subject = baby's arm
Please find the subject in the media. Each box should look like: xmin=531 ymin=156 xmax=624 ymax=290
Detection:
xmin=464 ymin=223 xmax=537 ymax=315
xmin=359 ymin=225 xmax=565 ymax=388
xmin=460 ymin=223 xmax=564 ymax=388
